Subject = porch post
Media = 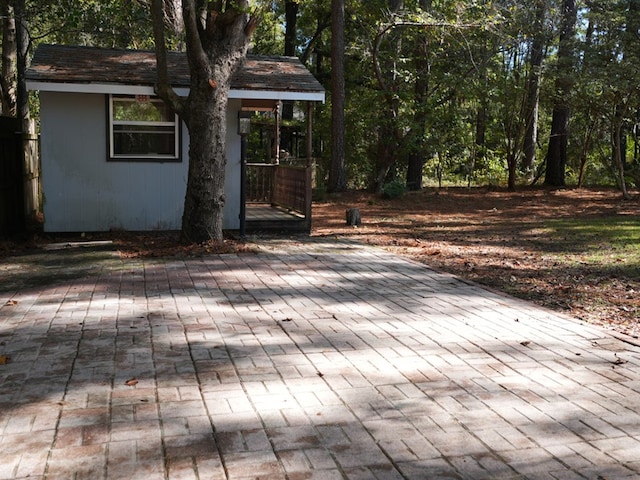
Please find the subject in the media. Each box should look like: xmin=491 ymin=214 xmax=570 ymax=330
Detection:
xmin=305 ymin=101 xmax=313 ymax=224
xmin=306 ymin=102 xmax=313 ymax=165
xmin=274 ymin=101 xmax=281 ymax=164
xmin=239 ymin=132 xmax=247 ymax=239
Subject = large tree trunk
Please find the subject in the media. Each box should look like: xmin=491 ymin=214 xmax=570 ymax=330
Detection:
xmin=327 ymin=0 xmax=346 ymax=192
xmin=14 ymin=0 xmax=28 ymax=120
xmin=471 ymin=38 xmax=491 ymax=188
xmin=610 ymin=1 xmax=639 ymax=176
xmin=181 ymin=80 xmax=229 ymax=242
xmin=405 ymin=0 xmax=431 ymax=191
xmin=282 ymin=1 xmax=298 ymax=122
xmin=545 ymin=103 xmax=570 ymax=186
xmin=544 ymin=0 xmax=577 ymax=187
xmin=371 ymin=0 xmax=404 ymax=192
xmin=0 ymin=0 xmax=16 ymax=116
xmin=373 ymin=123 xmax=399 ymax=191
xmin=522 ymin=0 xmax=546 ymax=174
xmin=613 ymin=117 xmax=631 ymax=200
xmin=152 ymin=0 xmax=253 ymax=243
xmin=406 ymin=35 xmax=429 ymax=191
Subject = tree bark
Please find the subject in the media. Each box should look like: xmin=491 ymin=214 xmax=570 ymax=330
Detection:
xmin=613 ymin=117 xmax=631 ymax=200
xmin=370 ymin=1 xmax=404 ymax=192
xmin=544 ymin=0 xmax=577 ymax=187
xmin=405 ymin=0 xmax=432 ymax=191
xmin=610 ymin=0 xmax=639 ymax=176
xmin=327 ymin=0 xmax=346 ymax=192
xmin=14 ymin=0 xmax=28 ymax=120
xmin=152 ymin=0 xmax=253 ymax=243
xmin=406 ymin=35 xmax=429 ymax=191
xmin=282 ymin=1 xmax=298 ymax=122
xmin=0 ymin=0 xmax=16 ymax=116
xmin=522 ymin=0 xmax=546 ymax=174
xmin=545 ymin=104 xmax=570 ymax=187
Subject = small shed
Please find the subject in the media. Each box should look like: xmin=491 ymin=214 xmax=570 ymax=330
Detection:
xmin=26 ymin=44 xmax=325 ymax=233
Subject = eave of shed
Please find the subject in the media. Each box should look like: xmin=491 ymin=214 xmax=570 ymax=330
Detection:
xmin=26 ymin=44 xmax=325 ymax=102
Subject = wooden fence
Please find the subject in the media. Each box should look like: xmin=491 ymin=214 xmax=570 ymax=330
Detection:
xmin=0 ymin=117 xmax=40 ymax=235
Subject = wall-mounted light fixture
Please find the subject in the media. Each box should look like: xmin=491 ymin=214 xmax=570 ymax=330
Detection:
xmin=238 ymin=111 xmax=251 ymax=136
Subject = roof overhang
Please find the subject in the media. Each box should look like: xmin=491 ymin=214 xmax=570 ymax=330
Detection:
xmin=26 ymin=81 xmax=325 ymax=103
xmin=26 ymin=44 xmax=326 ymax=103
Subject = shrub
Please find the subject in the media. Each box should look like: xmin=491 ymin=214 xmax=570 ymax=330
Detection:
xmin=381 ymin=180 xmax=406 ymax=199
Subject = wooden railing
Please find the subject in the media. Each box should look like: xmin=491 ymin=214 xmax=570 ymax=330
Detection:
xmin=246 ymin=163 xmax=309 ymax=216
xmin=246 ymin=163 xmax=274 ymax=203
xmin=274 ymin=166 xmax=307 ymax=214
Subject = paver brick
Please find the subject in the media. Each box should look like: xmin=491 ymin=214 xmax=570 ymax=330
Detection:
xmin=2 ymin=239 xmax=640 ymax=479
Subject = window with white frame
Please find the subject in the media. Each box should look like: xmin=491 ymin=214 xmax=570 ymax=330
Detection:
xmin=108 ymin=95 xmax=180 ymax=161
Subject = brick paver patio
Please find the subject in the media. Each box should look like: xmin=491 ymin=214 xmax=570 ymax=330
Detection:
xmin=1 ymin=239 xmax=639 ymax=479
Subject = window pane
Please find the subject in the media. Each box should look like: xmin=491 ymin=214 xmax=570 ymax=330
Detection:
xmin=113 ymin=99 xmax=173 ymax=122
xmin=113 ymin=125 xmax=176 ymax=156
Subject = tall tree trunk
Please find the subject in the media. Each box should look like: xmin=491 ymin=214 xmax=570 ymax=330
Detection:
xmin=373 ymin=120 xmax=399 ymax=191
xmin=522 ymin=0 xmax=546 ymax=174
xmin=406 ymin=35 xmax=429 ymax=191
xmin=0 ymin=0 xmax=16 ymax=116
xmin=544 ymin=0 xmax=577 ymax=187
xmin=405 ymin=0 xmax=431 ymax=191
xmin=327 ymin=0 xmax=346 ymax=192
xmin=282 ymin=1 xmax=298 ymax=122
xmin=371 ymin=0 xmax=404 ymax=192
xmin=471 ymin=38 xmax=491 ymax=187
xmin=610 ymin=0 xmax=639 ymax=175
xmin=471 ymin=104 xmax=487 ymax=186
xmin=613 ymin=116 xmax=631 ymax=200
xmin=181 ymin=79 xmax=230 ymax=242
xmin=577 ymin=118 xmax=596 ymax=188
xmin=152 ymin=0 xmax=254 ymax=243
xmin=14 ymin=0 xmax=28 ymax=120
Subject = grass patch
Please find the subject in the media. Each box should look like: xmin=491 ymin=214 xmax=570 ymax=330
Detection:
xmin=542 ymin=217 xmax=640 ymax=275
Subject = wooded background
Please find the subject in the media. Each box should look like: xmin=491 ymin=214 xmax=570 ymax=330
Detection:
xmin=2 ymin=0 xmax=639 ymax=196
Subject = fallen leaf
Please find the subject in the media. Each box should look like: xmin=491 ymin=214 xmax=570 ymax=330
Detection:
xmin=4 ymin=300 xmax=18 ymax=306
xmin=520 ymin=341 xmax=531 ymax=347
xmin=316 ymin=371 xmax=324 ymax=377
xmin=125 ymin=378 xmax=139 ymax=386
xmin=0 ymin=355 xmax=10 ymax=365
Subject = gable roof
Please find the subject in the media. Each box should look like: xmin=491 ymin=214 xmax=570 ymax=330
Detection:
xmin=26 ymin=44 xmax=325 ymax=102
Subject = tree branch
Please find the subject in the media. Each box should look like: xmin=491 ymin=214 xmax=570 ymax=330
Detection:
xmin=151 ymin=0 xmax=186 ymax=117
xmin=183 ymin=0 xmax=209 ymax=74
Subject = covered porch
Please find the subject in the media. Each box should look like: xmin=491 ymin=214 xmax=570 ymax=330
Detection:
xmin=240 ymin=99 xmax=318 ymax=234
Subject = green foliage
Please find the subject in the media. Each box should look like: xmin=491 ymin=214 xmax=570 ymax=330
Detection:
xmin=250 ymin=4 xmax=283 ymax=55
xmin=14 ymin=0 xmax=640 ymax=193
xmin=29 ymin=0 xmax=161 ymax=49
xmin=380 ymin=179 xmax=406 ymax=199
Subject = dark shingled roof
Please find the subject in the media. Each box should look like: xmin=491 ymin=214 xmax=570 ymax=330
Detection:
xmin=26 ymin=44 xmax=325 ymax=95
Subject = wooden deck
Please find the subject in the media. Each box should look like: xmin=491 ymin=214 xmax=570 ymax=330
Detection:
xmin=245 ymin=203 xmax=309 ymax=232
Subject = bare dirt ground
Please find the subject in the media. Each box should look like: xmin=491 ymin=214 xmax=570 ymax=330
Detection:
xmin=312 ymin=187 xmax=640 ymax=342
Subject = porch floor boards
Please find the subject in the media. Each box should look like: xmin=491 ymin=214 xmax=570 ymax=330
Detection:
xmin=245 ymin=203 xmax=309 ymax=232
